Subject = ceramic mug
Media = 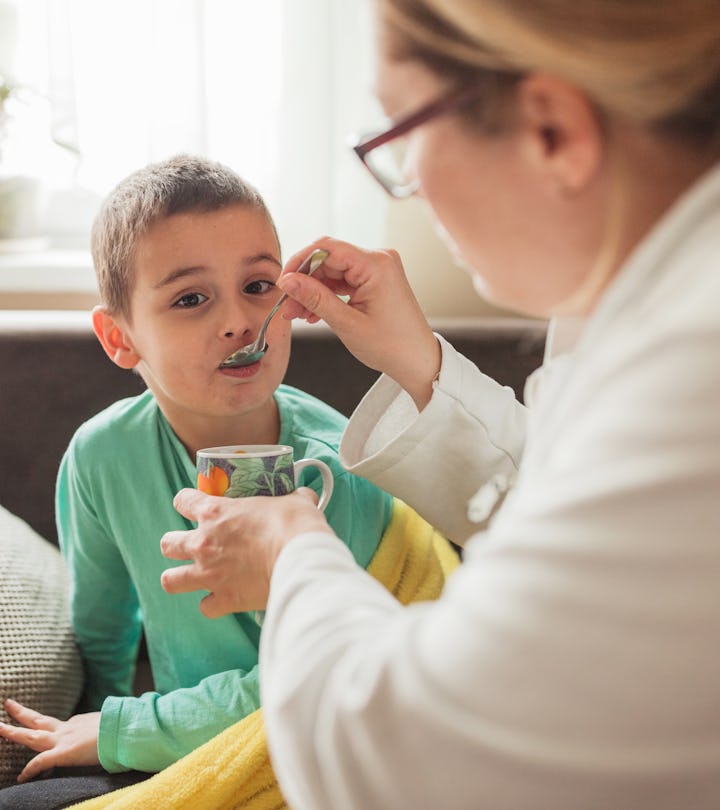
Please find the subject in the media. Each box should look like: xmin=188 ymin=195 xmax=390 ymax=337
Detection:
xmin=196 ymin=444 xmax=333 ymax=511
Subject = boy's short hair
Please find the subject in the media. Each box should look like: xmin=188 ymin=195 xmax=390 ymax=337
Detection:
xmin=91 ymin=154 xmax=278 ymax=318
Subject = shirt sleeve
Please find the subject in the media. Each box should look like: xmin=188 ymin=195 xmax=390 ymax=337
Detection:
xmin=321 ymin=468 xmax=393 ymax=571
xmin=97 ymin=665 xmax=261 ymax=772
xmin=340 ymin=334 xmax=528 ymax=544
xmin=56 ymin=441 xmax=142 ymax=709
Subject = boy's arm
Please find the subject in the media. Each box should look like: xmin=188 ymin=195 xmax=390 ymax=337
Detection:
xmin=320 ymin=467 xmax=394 ymax=571
xmin=97 ymin=665 xmax=261 ymax=772
xmin=56 ymin=445 xmax=142 ymax=708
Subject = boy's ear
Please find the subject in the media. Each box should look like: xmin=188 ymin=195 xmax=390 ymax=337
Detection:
xmin=92 ymin=306 xmax=141 ymax=369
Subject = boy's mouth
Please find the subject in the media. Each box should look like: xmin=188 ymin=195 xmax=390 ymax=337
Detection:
xmin=220 ymin=342 xmax=269 ymax=369
xmin=218 ymin=358 xmax=262 ymax=378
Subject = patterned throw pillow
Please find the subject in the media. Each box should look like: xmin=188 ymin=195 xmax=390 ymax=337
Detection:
xmin=0 ymin=505 xmax=84 ymax=788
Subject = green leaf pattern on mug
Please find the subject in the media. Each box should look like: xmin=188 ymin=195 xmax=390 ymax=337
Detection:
xmin=275 ymin=472 xmax=294 ymax=495
xmin=225 ymin=454 xmax=295 ymax=498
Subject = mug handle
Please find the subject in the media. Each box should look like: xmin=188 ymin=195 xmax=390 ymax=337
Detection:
xmin=293 ymin=458 xmax=334 ymax=512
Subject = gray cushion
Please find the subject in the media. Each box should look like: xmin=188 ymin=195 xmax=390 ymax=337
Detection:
xmin=0 ymin=505 xmax=84 ymax=788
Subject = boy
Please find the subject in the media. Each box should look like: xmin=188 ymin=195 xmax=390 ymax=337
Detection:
xmin=0 ymin=155 xmax=432 ymax=788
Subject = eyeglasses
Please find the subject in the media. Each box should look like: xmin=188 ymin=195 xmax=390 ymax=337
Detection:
xmin=350 ymin=83 xmax=485 ymax=199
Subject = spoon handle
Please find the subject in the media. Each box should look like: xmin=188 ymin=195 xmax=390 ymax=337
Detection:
xmin=263 ymin=248 xmax=328 ymax=326
xmin=220 ymin=249 xmax=329 ymax=367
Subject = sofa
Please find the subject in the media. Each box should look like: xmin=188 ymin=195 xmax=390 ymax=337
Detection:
xmin=0 ymin=310 xmax=546 ymax=547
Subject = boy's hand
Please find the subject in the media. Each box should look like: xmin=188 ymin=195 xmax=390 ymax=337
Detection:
xmin=0 ymin=699 xmax=101 ymax=782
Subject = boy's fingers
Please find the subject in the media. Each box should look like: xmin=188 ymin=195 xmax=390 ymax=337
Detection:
xmin=0 ymin=721 xmax=52 ymax=751
xmin=0 ymin=721 xmax=22 ymax=743
xmin=18 ymin=751 xmax=57 ymax=783
xmin=4 ymin=700 xmax=56 ymax=731
xmin=4 ymin=698 xmax=31 ymax=718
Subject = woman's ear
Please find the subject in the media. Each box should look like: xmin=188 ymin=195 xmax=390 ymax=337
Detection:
xmin=516 ymin=73 xmax=605 ymax=195
xmin=92 ymin=306 xmax=141 ymax=369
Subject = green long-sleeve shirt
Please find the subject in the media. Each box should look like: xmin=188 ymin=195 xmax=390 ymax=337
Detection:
xmin=56 ymin=385 xmax=392 ymax=773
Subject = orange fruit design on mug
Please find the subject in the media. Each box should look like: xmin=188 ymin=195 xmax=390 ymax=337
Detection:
xmin=197 ymin=464 xmax=230 ymax=496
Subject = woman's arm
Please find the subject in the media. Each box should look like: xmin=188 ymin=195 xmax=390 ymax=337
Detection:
xmin=340 ymin=334 xmax=527 ymax=544
xmin=257 ymin=294 xmax=720 ymax=810
xmin=278 ymin=239 xmax=528 ymax=543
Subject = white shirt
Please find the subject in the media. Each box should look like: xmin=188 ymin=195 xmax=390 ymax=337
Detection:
xmin=260 ymin=163 xmax=720 ymax=810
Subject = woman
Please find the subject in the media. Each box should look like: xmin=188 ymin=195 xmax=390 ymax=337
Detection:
xmin=161 ymin=1 xmax=720 ymax=808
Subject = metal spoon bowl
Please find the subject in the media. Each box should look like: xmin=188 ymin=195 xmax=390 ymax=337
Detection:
xmin=220 ymin=248 xmax=329 ymax=368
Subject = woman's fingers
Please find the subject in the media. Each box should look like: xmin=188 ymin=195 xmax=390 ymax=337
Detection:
xmin=279 ymin=240 xmax=405 ymax=355
xmin=161 ymin=489 xmax=227 ymax=563
xmin=199 ymin=591 xmax=229 ymax=620
xmin=279 ymin=238 xmax=441 ymax=407
xmin=159 ymin=530 xmax=196 ymax=563
xmin=171 ymin=487 xmax=220 ymax=525
xmin=160 ymin=560 xmax=204 ymax=595
xmin=161 ymin=489 xmax=333 ymax=615
xmin=278 ymin=272 xmax=364 ymax=333
xmin=280 ymin=238 xmax=379 ymax=322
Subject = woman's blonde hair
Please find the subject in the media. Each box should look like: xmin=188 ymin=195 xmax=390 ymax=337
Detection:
xmin=378 ymin=0 xmax=720 ymax=144
xmin=378 ymin=0 xmax=720 ymax=313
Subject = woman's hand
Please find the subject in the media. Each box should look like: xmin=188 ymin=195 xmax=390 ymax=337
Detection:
xmin=0 ymin=700 xmax=100 ymax=783
xmin=279 ymin=237 xmax=442 ymax=409
xmin=161 ymin=487 xmax=334 ymax=618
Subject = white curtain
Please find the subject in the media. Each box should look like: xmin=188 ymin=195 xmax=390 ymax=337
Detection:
xmin=9 ymin=0 xmax=386 ymax=255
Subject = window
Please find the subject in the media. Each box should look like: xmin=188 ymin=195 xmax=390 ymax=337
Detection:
xmin=0 ymin=0 xmax=386 ymax=278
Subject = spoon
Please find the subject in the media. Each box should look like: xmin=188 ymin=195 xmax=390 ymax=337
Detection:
xmin=220 ymin=248 xmax=329 ymax=368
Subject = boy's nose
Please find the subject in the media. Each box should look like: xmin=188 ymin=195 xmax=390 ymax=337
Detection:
xmin=221 ymin=308 xmax=256 ymax=339
xmin=223 ymin=325 xmax=252 ymax=339
xmin=220 ymin=297 xmax=267 ymax=340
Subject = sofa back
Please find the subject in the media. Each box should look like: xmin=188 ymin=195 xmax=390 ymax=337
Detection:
xmin=0 ymin=311 xmax=545 ymax=544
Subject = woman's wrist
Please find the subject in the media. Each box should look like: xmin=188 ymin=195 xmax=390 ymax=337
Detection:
xmin=390 ymin=334 xmax=442 ymax=411
xmin=265 ymin=496 xmax=336 ymax=577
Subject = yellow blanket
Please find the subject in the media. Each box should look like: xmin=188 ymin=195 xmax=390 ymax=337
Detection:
xmin=72 ymin=499 xmax=459 ymax=810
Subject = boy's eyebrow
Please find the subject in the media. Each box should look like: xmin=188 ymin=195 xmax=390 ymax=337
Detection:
xmin=155 ymin=254 xmax=282 ymax=288
xmin=155 ymin=266 xmax=205 ymax=288
xmin=246 ymin=252 xmax=282 ymax=268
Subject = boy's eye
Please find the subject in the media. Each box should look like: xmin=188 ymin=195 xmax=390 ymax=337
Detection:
xmin=174 ymin=292 xmax=209 ymax=308
xmin=244 ymin=280 xmax=276 ymax=295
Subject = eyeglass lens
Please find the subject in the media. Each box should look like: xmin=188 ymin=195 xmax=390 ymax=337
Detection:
xmin=363 ymin=135 xmax=418 ymax=196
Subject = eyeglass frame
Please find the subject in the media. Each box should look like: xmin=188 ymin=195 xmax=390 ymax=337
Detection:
xmin=350 ymin=83 xmax=488 ymax=199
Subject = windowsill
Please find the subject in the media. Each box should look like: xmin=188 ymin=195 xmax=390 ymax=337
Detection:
xmin=0 ymin=247 xmax=97 ymax=293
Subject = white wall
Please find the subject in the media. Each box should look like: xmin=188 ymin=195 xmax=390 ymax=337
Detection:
xmin=384 ymin=197 xmax=513 ymax=318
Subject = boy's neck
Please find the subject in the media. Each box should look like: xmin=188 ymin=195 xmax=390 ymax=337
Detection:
xmin=165 ymin=397 xmax=282 ymax=461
